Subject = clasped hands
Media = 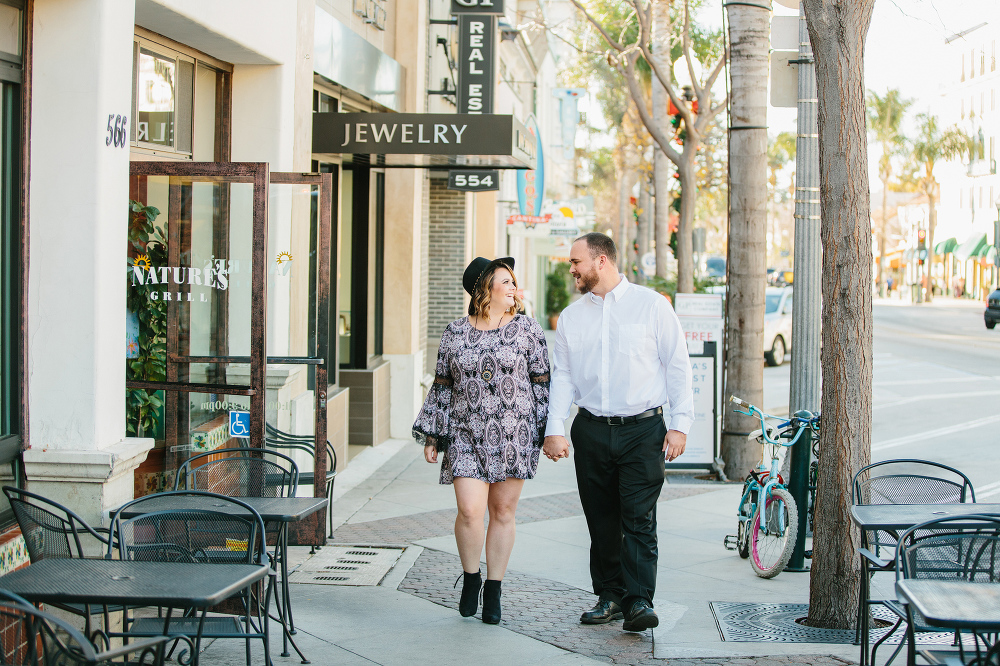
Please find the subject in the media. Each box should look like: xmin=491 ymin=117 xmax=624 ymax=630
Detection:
xmin=542 ymin=430 xmax=687 ymax=463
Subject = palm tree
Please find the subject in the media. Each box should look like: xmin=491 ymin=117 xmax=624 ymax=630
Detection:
xmin=866 ymin=89 xmax=912 ymax=295
xmin=910 ymin=114 xmax=969 ymax=302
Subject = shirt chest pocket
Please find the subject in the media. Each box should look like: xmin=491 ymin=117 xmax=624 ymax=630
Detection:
xmin=618 ymin=324 xmax=650 ymax=356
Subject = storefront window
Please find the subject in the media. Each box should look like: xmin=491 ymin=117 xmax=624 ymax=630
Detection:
xmin=130 ymin=35 xmax=228 ymax=160
xmin=0 ymin=0 xmax=24 ymax=525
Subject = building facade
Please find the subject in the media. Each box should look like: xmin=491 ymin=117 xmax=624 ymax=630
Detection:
xmin=0 ymin=0 xmax=568 ymax=554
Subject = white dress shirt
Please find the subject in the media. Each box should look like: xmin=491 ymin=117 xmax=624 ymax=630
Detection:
xmin=545 ymin=275 xmax=695 ymax=437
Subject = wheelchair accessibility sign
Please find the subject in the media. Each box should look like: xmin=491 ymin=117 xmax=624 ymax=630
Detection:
xmin=229 ymin=411 xmax=250 ymax=438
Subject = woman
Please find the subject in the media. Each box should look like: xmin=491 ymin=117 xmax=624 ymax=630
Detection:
xmin=412 ymin=256 xmax=550 ymax=624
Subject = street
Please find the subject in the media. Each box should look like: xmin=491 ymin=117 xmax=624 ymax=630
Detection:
xmin=765 ymin=297 xmax=1000 ymax=497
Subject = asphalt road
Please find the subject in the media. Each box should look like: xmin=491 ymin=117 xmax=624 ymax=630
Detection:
xmin=764 ymin=297 xmax=1000 ymax=497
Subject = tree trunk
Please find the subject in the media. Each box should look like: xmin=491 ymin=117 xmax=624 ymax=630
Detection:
xmin=926 ymin=187 xmax=937 ymax=302
xmin=618 ymin=165 xmax=636 ymax=267
xmin=653 ymin=150 xmax=671 ymax=279
xmin=651 ymin=1 xmax=672 ymax=280
xmin=720 ymin=2 xmax=769 ymax=477
xmin=637 ymin=177 xmax=650 ymax=283
xmin=677 ymin=158 xmax=696 ymax=293
xmin=803 ymin=0 xmax=875 ymax=630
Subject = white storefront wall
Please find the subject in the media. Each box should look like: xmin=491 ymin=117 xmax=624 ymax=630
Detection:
xmin=26 ymin=0 xmax=302 ymax=525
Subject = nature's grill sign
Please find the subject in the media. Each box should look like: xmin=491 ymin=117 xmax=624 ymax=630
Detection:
xmin=457 ymin=15 xmax=496 ymax=114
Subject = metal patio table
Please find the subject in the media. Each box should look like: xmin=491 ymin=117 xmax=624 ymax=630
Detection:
xmin=851 ymin=503 xmax=1000 ymax=666
xmin=113 ymin=494 xmax=327 ymax=662
xmin=0 ymin=558 xmax=269 ymax=665
xmin=896 ymin=579 xmax=1000 ymax=665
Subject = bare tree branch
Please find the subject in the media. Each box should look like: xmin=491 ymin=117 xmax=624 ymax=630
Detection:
xmin=618 ymin=52 xmax=682 ymax=166
xmin=569 ymin=0 xmax=626 ymax=52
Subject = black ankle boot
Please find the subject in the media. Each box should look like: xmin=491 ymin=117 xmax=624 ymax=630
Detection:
xmin=456 ymin=570 xmax=482 ymax=617
xmin=482 ymin=579 xmax=502 ymax=624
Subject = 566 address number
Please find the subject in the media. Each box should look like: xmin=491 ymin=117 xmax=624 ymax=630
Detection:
xmin=447 ymin=170 xmax=500 ymax=192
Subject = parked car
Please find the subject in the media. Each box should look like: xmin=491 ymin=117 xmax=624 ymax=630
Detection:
xmin=705 ymin=256 xmax=726 ymax=280
xmin=764 ymin=287 xmax=793 ymax=366
xmin=986 ymin=289 xmax=1000 ymax=330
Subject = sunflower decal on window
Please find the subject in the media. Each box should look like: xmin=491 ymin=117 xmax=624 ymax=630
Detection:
xmin=276 ymin=251 xmax=293 ymax=264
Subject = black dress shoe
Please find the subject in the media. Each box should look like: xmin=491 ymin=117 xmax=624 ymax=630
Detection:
xmin=622 ymin=600 xmax=659 ymax=632
xmin=580 ymin=599 xmax=624 ymax=624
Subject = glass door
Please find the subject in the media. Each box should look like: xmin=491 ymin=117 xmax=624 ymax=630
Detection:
xmin=126 ymin=163 xmax=333 ymax=541
xmin=264 ymin=172 xmax=332 ymax=543
xmin=127 ymin=162 xmax=269 ymax=487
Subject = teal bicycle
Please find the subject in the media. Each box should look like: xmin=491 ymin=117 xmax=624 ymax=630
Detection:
xmin=724 ymin=396 xmax=820 ymax=578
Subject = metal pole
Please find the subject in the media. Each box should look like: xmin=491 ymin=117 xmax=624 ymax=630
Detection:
xmin=786 ymin=3 xmax=820 ymax=571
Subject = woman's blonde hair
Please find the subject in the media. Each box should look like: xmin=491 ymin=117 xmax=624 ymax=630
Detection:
xmin=468 ymin=262 xmax=523 ymax=319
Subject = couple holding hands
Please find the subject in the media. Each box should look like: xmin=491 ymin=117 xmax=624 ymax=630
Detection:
xmin=412 ymin=232 xmax=694 ymax=631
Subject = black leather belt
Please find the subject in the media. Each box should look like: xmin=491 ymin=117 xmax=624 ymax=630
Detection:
xmin=577 ymin=406 xmax=663 ymax=426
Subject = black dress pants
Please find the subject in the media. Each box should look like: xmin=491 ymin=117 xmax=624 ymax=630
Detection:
xmin=572 ymin=413 xmax=667 ymax=610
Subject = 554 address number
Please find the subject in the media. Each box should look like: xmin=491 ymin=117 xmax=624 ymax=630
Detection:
xmin=447 ymin=170 xmax=500 ymax=192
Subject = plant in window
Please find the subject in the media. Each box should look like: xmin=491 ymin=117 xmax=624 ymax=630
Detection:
xmin=126 ymin=200 xmax=167 ymax=438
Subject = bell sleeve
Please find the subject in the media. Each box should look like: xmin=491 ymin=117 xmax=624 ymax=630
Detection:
xmin=412 ymin=329 xmax=455 ymax=451
xmin=526 ymin=317 xmax=551 ymax=446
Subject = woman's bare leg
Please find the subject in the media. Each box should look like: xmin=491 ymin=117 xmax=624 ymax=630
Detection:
xmin=485 ymin=478 xmax=525 ymax=580
xmin=453 ymin=477 xmax=490 ymax=572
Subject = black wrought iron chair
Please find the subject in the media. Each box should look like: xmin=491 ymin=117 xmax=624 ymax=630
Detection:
xmin=264 ymin=423 xmax=338 ymax=533
xmin=892 ymin=514 xmax=1000 ymax=666
xmin=108 ymin=491 xmax=275 ymax=666
xmin=2 ymin=486 xmax=121 ymax=633
xmin=173 ymin=447 xmax=299 ymax=499
xmin=852 ymin=460 xmax=977 ymax=665
xmin=173 ymin=446 xmax=299 ymax=564
xmin=0 ymin=588 xmax=177 ymax=666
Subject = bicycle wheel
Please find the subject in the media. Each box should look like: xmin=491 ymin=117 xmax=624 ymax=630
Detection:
xmin=749 ymin=487 xmax=797 ymax=579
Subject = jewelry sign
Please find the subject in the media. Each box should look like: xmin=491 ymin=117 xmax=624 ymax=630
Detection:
xmin=457 ymin=14 xmax=496 ymax=114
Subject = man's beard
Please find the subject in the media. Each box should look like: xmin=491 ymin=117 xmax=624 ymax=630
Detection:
xmin=575 ymin=268 xmax=599 ymax=294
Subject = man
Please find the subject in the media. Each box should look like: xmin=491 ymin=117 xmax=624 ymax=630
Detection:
xmin=543 ymin=232 xmax=694 ymax=632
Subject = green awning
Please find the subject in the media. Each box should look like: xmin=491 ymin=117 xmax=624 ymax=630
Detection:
xmin=954 ymin=233 xmax=988 ymax=261
xmin=974 ymin=241 xmax=993 ymax=258
xmin=986 ymin=246 xmax=998 ymax=266
xmin=934 ymin=237 xmax=958 ymax=254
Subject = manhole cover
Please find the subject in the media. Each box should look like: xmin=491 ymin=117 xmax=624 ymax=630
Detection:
xmin=289 ymin=545 xmax=405 ymax=586
xmin=711 ymin=602 xmax=967 ymax=644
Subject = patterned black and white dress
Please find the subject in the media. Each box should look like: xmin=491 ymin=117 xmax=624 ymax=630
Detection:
xmin=413 ymin=314 xmax=551 ymax=485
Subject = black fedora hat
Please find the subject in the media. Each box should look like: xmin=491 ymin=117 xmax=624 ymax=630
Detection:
xmin=463 ymin=256 xmax=515 ymax=297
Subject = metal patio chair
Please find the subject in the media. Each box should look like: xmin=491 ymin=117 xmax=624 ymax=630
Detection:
xmin=109 ymin=491 xmax=275 ymax=666
xmin=893 ymin=514 xmax=1000 ymax=666
xmin=2 ymin=486 xmax=122 ymax=633
xmin=173 ymin=447 xmax=299 ymax=500
xmin=852 ymin=460 xmax=977 ymax=665
xmin=0 ymin=588 xmax=176 ymax=666
xmin=264 ymin=423 xmax=338 ymax=533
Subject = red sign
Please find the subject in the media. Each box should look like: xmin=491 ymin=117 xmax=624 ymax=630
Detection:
xmin=506 ymin=214 xmax=551 ymax=228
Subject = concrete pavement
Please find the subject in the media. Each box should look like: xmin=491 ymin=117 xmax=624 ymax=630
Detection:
xmin=199 ymin=430 xmax=874 ymax=665
xmin=196 ymin=300 xmax=1000 ymax=665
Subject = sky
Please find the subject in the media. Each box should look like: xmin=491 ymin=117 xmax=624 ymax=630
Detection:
xmin=691 ymin=0 xmax=1000 ymax=137
xmin=574 ymin=0 xmax=1000 ymax=186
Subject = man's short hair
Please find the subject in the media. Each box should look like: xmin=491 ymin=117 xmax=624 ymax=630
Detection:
xmin=575 ymin=232 xmax=617 ymax=265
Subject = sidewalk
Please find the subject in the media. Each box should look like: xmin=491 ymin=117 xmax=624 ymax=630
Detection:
xmin=200 ymin=434 xmax=872 ymax=666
